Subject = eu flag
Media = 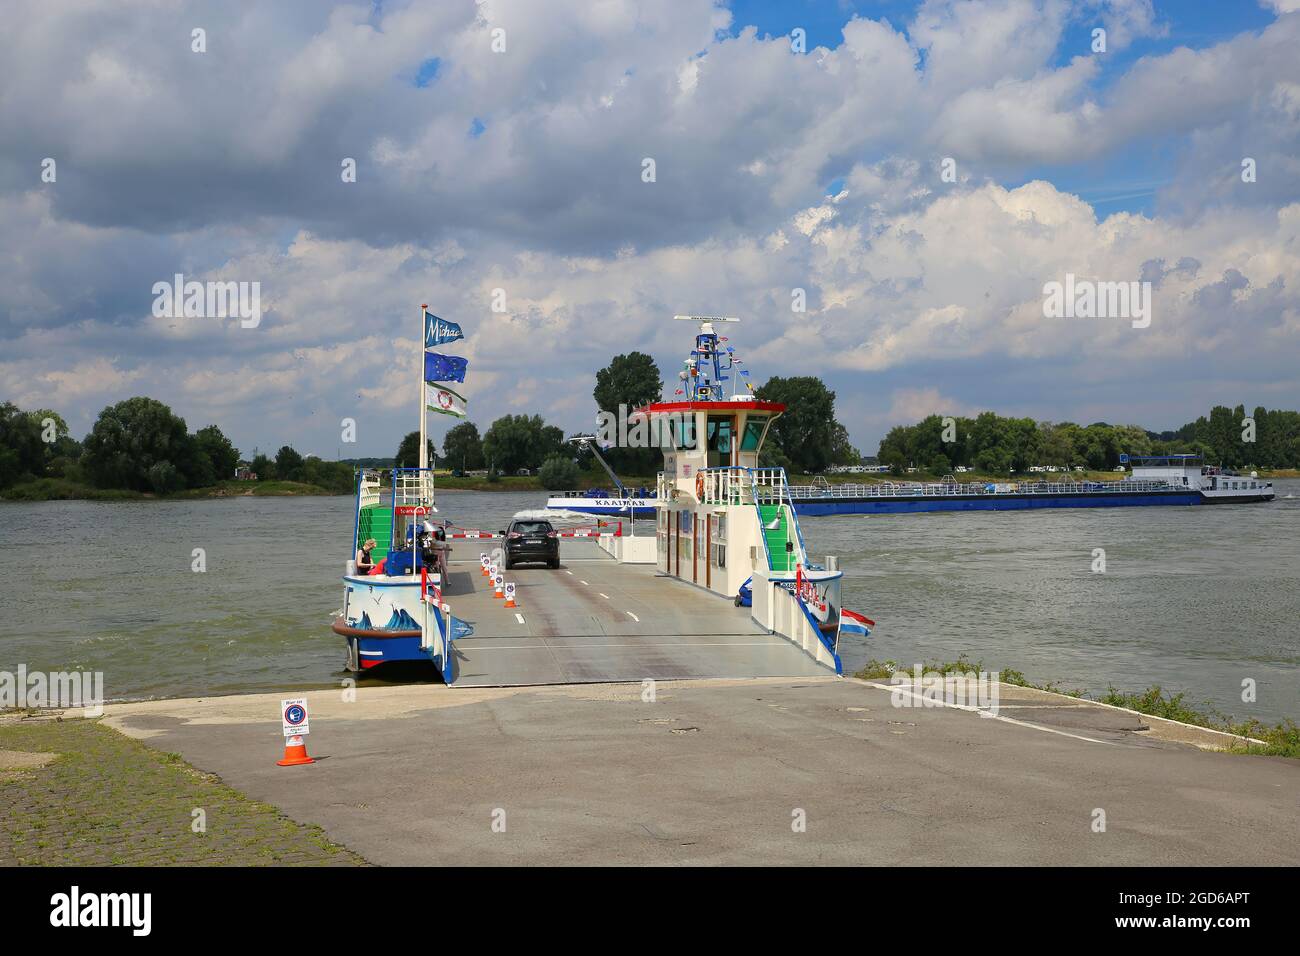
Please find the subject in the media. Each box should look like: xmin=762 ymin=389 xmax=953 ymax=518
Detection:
xmin=424 ymin=351 xmax=468 ymax=383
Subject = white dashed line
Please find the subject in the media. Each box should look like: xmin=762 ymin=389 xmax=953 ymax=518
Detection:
xmin=579 ymin=580 xmax=589 ymax=586
xmin=626 ymin=611 xmax=639 ymax=622
xmin=565 ymin=570 xmax=574 ymax=575
xmin=598 ymin=592 xmax=610 ymax=600
xmin=515 ymin=613 xmax=526 ymax=625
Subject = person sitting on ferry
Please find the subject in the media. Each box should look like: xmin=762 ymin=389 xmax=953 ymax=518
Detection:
xmin=356 ymin=538 xmax=378 ymax=574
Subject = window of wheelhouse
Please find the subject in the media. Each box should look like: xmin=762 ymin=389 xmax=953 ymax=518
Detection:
xmin=741 ymin=416 xmax=768 ymax=452
xmin=706 ymin=415 xmax=734 ymax=468
xmin=668 ymin=413 xmax=697 ymax=450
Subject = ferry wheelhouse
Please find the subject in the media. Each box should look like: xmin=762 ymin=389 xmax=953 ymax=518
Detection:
xmin=638 ymin=316 xmax=852 ymax=673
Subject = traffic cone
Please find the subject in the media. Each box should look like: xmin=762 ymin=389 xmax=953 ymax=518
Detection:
xmin=505 ymin=587 xmax=517 ymax=608
xmin=277 ymin=735 xmax=314 ymax=766
xmin=494 ymin=581 xmax=504 ymax=599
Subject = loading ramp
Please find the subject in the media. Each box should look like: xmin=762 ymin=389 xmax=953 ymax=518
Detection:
xmin=446 ymin=541 xmax=830 ymax=687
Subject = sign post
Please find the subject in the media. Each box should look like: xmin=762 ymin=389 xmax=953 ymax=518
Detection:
xmin=277 ymin=697 xmax=314 ymax=766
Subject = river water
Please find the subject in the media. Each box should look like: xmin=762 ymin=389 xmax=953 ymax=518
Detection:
xmin=2 ymin=484 xmax=1297 ymax=722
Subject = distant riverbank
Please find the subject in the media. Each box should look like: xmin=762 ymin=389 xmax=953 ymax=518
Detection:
xmin=0 ymin=478 xmax=345 ymax=502
xmin=6 ymin=466 xmax=1297 ymax=502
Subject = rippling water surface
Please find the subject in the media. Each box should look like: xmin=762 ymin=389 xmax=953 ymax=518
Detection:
xmin=2 ymin=484 xmax=1297 ymax=721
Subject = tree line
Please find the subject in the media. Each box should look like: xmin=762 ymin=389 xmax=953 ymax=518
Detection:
xmin=877 ymin=405 xmax=1300 ymax=475
xmin=0 ymin=397 xmax=354 ymax=494
xmin=14 ymin=375 xmax=1287 ymax=499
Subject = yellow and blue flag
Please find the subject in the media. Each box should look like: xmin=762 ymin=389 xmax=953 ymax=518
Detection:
xmin=424 ymin=351 xmax=468 ymax=383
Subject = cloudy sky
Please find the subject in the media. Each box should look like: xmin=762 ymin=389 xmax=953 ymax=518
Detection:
xmin=2 ymin=0 xmax=1298 ymax=460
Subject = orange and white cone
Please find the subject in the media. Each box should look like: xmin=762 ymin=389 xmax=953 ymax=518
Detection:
xmin=494 ymin=581 xmax=504 ymax=599
xmin=277 ymin=735 xmax=314 ymax=766
xmin=505 ymin=588 xmax=517 ymax=609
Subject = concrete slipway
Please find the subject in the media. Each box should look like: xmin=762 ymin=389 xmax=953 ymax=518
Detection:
xmin=99 ymin=680 xmax=1299 ymax=865
xmin=85 ymin=544 xmax=1300 ymax=865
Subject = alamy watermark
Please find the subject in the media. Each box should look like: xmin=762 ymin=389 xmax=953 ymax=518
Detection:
xmin=596 ymin=403 xmax=695 ymax=449
xmin=889 ymin=664 xmax=1000 ymax=716
xmin=1042 ymin=273 xmax=1151 ymax=329
xmin=152 ymin=273 xmax=261 ymax=328
xmin=1 ymin=666 xmax=104 ymax=717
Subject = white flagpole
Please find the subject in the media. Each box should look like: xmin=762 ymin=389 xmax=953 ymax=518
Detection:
xmin=418 ymin=304 xmax=428 ymax=494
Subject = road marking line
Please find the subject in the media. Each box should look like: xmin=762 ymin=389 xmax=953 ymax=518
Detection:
xmin=515 ymin=613 xmax=526 ymax=624
xmin=599 ymin=592 xmax=610 ymax=599
xmin=627 ymin=611 xmax=639 ymax=621
xmin=857 ymin=681 xmax=1115 ymax=746
xmin=579 ymin=580 xmax=589 ymax=585
xmin=565 ymin=570 xmax=574 ymax=575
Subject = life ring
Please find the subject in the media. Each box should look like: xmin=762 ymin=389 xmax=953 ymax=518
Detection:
xmin=695 ymin=473 xmax=705 ymax=499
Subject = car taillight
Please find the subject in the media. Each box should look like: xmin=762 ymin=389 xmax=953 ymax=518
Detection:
xmin=508 ymin=532 xmax=522 ymax=539
xmin=546 ymin=531 xmax=557 ymax=538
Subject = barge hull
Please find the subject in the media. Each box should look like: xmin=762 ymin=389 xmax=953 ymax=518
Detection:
xmin=789 ymin=490 xmax=1273 ymax=516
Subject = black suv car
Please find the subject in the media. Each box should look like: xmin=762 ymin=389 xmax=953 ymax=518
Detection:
xmin=503 ymin=519 xmax=560 ymax=569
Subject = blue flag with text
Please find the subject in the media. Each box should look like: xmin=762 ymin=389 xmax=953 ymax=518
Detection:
xmin=424 ymin=310 xmax=464 ymax=348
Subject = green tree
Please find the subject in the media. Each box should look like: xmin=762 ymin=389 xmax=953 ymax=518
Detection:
xmin=441 ymin=421 xmax=484 ymax=471
xmin=147 ymin=460 xmax=184 ymax=494
xmin=274 ymin=445 xmax=305 ymax=482
xmin=594 ymin=352 xmax=662 ymax=475
xmin=394 ymin=431 xmax=437 ymax=469
xmin=175 ymin=433 xmax=216 ymax=488
xmin=0 ymin=402 xmax=45 ymax=487
xmin=754 ymin=376 xmax=839 ymax=473
xmin=194 ymin=424 xmax=240 ymax=481
xmin=298 ymin=456 xmax=355 ymax=493
xmin=827 ymin=421 xmax=861 ymax=466
xmin=594 ymin=352 xmax=661 ymax=417
xmin=25 ymin=409 xmax=82 ymax=477
xmin=82 ymin=397 xmax=193 ymax=492
xmin=538 ymin=454 xmax=581 ymax=490
xmin=250 ymin=453 xmax=273 ymax=479
xmin=482 ymin=415 xmax=564 ymax=473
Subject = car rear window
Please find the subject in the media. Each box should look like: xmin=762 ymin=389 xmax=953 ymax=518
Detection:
xmin=512 ymin=521 xmax=553 ymax=534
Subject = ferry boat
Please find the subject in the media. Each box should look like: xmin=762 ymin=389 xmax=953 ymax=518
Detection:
xmin=330 ymin=305 xmax=466 ymax=679
xmin=787 ymin=455 xmax=1274 ymax=515
xmin=330 ymin=309 xmax=873 ymax=686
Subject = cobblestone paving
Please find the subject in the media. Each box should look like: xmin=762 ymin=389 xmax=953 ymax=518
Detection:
xmin=0 ymin=715 xmax=367 ymax=866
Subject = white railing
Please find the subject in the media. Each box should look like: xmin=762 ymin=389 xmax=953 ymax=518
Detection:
xmin=656 ymin=470 xmax=675 ymax=502
xmin=358 ymin=470 xmax=383 ymax=509
xmin=698 ymin=466 xmax=752 ymax=505
xmin=750 ymin=467 xmax=789 ymax=505
xmin=393 ymin=468 xmax=435 ymax=509
xmin=784 ymin=478 xmax=1186 ymax=499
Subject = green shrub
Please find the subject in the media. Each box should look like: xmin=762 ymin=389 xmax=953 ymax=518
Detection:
xmin=538 ymin=455 xmax=581 ymax=490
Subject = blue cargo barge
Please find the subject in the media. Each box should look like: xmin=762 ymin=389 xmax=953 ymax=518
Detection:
xmin=785 ymin=456 xmax=1274 ymax=516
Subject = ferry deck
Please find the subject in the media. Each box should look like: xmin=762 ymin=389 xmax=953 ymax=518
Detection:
xmin=444 ymin=540 xmax=829 ymax=686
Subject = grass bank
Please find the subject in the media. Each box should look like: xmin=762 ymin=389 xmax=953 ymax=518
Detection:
xmin=0 ymin=713 xmax=366 ymax=866
xmin=853 ymin=656 xmax=1299 ymax=758
xmin=1 ymin=478 xmax=343 ymax=502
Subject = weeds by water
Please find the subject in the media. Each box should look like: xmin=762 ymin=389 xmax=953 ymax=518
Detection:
xmin=1099 ymin=686 xmax=1300 ymax=758
xmin=851 ymin=658 xmax=1297 ymax=758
